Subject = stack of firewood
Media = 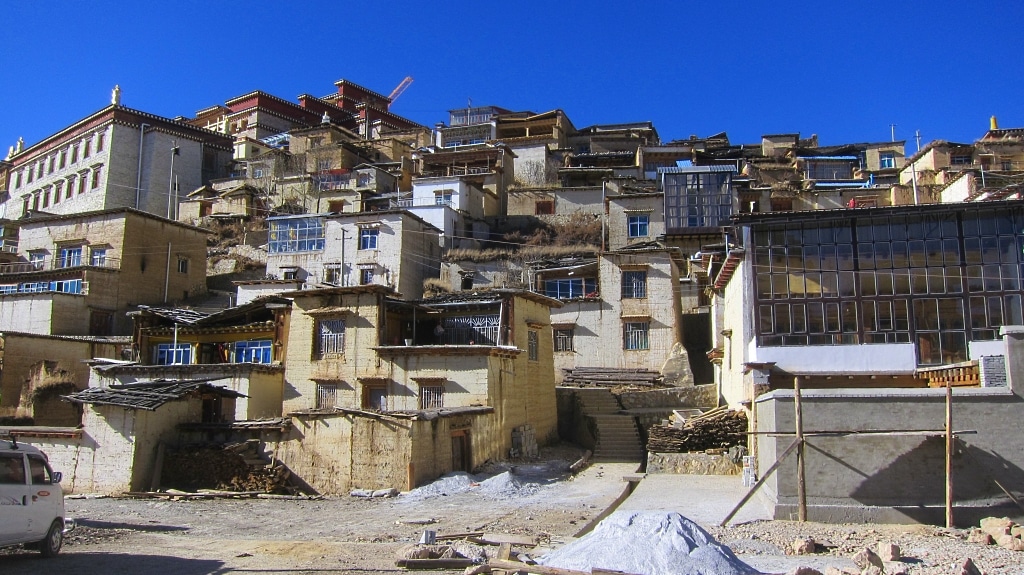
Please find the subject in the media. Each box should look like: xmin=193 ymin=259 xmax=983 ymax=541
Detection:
xmin=162 ymin=440 xmax=290 ymax=494
xmin=646 ymin=407 xmax=748 ymax=453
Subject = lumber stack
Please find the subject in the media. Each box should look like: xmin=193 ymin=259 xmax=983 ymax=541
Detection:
xmin=161 ymin=440 xmax=291 ymax=494
xmin=561 ymin=367 xmax=664 ymax=387
xmin=646 ymin=407 xmax=748 ymax=453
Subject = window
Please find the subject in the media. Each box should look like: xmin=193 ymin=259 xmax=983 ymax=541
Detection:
xmin=316 ymin=383 xmax=339 ymax=409
xmin=662 ymin=169 xmax=734 ymax=230
xmin=528 ymin=330 xmax=539 ymax=361
xmin=951 ymin=155 xmax=972 ymax=166
xmin=879 ymin=152 xmax=896 ymax=170
xmin=177 ymin=257 xmax=189 ymax=273
xmin=14 ymin=171 xmax=21 ymax=188
xmin=83 ymin=139 xmax=91 ymax=158
xmin=628 ymin=214 xmax=650 ymax=238
xmin=51 ymin=279 xmax=83 ymax=293
xmin=28 ymin=455 xmax=53 ymax=485
xmin=48 ymin=156 xmax=55 ymax=173
xmin=269 ymin=217 xmax=325 ymax=253
xmin=96 ymin=133 xmax=105 ymax=152
xmin=360 ymin=268 xmax=374 ymax=285
xmin=58 ymin=246 xmax=82 ymax=268
xmin=624 ymin=322 xmax=650 ymax=350
xmin=282 ymin=268 xmax=298 ymax=280
xmin=70 ymin=145 xmax=78 ymax=163
xmin=535 ymin=200 xmax=554 ymax=215
xmin=554 ymin=328 xmax=575 ymax=352
xmin=234 ymin=340 xmax=272 ymax=364
xmin=318 ymin=159 xmax=332 ymax=171
xmin=91 ymin=166 xmax=101 ymax=189
xmin=316 ymin=318 xmax=346 ymax=358
xmin=252 ymin=168 xmax=265 ymax=179
xmin=323 ymin=265 xmax=342 ymax=284
xmin=29 ymin=252 xmax=45 ymax=269
xmin=419 ymin=385 xmax=445 ymax=409
xmin=359 ymin=227 xmax=378 ymax=250
xmin=622 ymin=271 xmax=648 ymax=298
xmin=155 ymin=343 xmax=192 ymax=365
xmin=90 ymin=247 xmax=107 ymax=266
xmin=41 ymin=188 xmax=50 ymax=208
xmin=0 ymin=453 xmax=26 ymax=484
xmin=53 ymin=182 xmax=63 ymax=203
xmin=544 ymin=277 xmax=597 ymax=299
xmin=59 ymin=150 xmax=67 ymax=169
xmin=435 ymin=190 xmax=453 ymax=206
xmin=65 ymin=177 xmax=74 ymax=199
xmin=362 ymin=382 xmax=387 ymax=411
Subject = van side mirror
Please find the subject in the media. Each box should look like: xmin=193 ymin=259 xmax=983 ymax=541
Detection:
xmin=52 ymin=472 xmax=63 ymax=483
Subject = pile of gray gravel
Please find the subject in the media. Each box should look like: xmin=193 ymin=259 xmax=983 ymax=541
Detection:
xmin=540 ymin=510 xmax=759 ymax=575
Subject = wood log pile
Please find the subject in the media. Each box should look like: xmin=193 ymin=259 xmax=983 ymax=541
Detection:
xmin=161 ymin=439 xmax=292 ymax=494
xmin=561 ymin=367 xmax=664 ymax=387
xmin=646 ymin=407 xmax=748 ymax=453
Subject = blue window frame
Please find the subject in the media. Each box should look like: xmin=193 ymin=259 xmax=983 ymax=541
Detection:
xmin=544 ymin=278 xmax=597 ymax=299
xmin=155 ymin=343 xmax=192 ymax=365
xmin=58 ymin=246 xmax=82 ymax=268
xmin=879 ymin=152 xmax=896 ymax=170
xmin=359 ymin=228 xmax=378 ymax=250
xmin=268 ymin=217 xmax=325 ymax=253
xmin=234 ymin=340 xmax=272 ymax=364
xmin=628 ymin=215 xmax=650 ymax=238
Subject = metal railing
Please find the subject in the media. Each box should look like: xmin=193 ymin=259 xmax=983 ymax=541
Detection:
xmin=0 ymin=256 xmax=121 ymax=275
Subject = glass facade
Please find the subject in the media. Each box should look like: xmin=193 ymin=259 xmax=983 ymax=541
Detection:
xmin=268 ymin=217 xmax=324 ymax=253
xmin=663 ymin=170 xmax=734 ymax=231
xmin=751 ymin=206 xmax=1024 ymax=366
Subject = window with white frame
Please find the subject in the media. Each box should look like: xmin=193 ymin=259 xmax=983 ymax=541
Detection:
xmin=90 ymin=247 xmax=107 ymax=266
xmin=628 ymin=214 xmax=650 ymax=238
xmin=879 ymin=152 xmax=896 ymax=170
xmin=621 ymin=270 xmax=647 ymax=298
xmin=316 ymin=318 xmax=345 ymax=358
xmin=360 ymin=268 xmax=374 ymax=285
xmin=359 ymin=227 xmax=378 ymax=250
xmin=29 ymin=252 xmax=45 ymax=269
xmin=234 ymin=339 xmax=272 ymax=363
xmin=419 ymin=384 xmax=445 ymax=409
xmin=316 ymin=383 xmax=339 ymax=409
xmin=554 ymin=328 xmax=574 ymax=352
xmin=623 ymin=321 xmax=650 ymax=350
xmin=269 ymin=217 xmax=325 ymax=253
xmin=58 ymin=246 xmax=82 ymax=268
xmin=177 ymin=257 xmax=189 ymax=274
xmin=435 ymin=190 xmax=453 ymax=206
xmin=155 ymin=343 xmax=192 ymax=365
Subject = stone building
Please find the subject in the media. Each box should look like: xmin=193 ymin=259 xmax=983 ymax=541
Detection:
xmin=275 ymin=285 xmax=561 ymax=493
xmin=4 ymin=104 xmax=233 ymax=221
xmin=0 ymin=208 xmax=209 ymax=336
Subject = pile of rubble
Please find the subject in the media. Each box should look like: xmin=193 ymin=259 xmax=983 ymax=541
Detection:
xmin=647 ymin=407 xmax=748 ymax=453
xmin=968 ymin=517 xmax=1024 ymax=551
xmin=784 ymin=537 xmax=986 ymax=575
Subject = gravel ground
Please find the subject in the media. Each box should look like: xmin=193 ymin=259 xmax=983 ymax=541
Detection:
xmin=3 ymin=445 xmax=1022 ymax=574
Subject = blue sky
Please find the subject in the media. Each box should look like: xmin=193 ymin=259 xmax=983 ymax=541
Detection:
xmin=3 ymin=1 xmax=1023 ymax=153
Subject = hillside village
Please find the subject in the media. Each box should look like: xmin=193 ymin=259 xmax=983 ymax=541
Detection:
xmin=3 ymin=77 xmax=1024 ymax=534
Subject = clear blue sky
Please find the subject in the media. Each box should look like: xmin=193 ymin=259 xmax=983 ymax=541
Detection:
xmin=3 ymin=1 xmax=1023 ymax=153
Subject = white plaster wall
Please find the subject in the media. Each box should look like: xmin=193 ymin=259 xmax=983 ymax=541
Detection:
xmin=752 ymin=344 xmax=918 ymax=375
xmin=939 ymin=173 xmax=973 ymax=203
xmin=236 ymin=283 xmax=303 ymax=305
xmin=970 ymin=339 xmax=1005 ymax=358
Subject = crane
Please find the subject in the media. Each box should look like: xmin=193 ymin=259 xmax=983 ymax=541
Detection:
xmin=388 ymin=76 xmax=414 ymax=109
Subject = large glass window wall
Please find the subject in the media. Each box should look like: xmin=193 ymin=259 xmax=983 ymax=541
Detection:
xmin=751 ymin=207 xmax=1024 ymax=366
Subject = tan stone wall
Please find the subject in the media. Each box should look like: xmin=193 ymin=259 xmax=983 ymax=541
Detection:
xmin=607 ymin=194 xmax=664 ymax=251
xmin=0 ymin=335 xmax=96 ymax=412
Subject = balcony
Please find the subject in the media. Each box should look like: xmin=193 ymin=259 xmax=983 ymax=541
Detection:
xmin=0 ymin=239 xmax=17 ymax=254
xmin=0 ymin=256 xmax=121 ymax=275
xmin=396 ymin=197 xmax=454 ymax=209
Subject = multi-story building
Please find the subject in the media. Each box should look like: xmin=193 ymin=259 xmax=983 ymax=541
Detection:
xmin=276 ymin=285 xmax=561 ymax=492
xmin=4 ymin=104 xmax=233 ymax=221
xmin=237 ymin=210 xmax=442 ymax=303
xmin=0 ymin=208 xmax=209 ymax=336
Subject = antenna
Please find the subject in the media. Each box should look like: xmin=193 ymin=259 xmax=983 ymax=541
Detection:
xmin=915 ymin=130 xmax=922 ymax=153
xmin=889 ymin=124 xmax=897 ymax=142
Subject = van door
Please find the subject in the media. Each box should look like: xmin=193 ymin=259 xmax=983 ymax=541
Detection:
xmin=0 ymin=452 xmax=32 ymax=545
xmin=27 ymin=454 xmax=60 ymax=539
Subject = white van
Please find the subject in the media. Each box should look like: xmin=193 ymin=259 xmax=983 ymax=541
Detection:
xmin=0 ymin=435 xmax=73 ymax=556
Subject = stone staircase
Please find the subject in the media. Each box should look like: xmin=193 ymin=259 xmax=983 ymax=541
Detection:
xmin=575 ymin=387 xmax=645 ymax=462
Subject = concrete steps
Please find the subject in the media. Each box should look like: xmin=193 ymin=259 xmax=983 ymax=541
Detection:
xmin=574 ymin=388 xmax=645 ymax=462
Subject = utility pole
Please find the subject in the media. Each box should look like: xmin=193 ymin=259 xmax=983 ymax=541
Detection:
xmin=915 ymin=130 xmax=922 ymax=153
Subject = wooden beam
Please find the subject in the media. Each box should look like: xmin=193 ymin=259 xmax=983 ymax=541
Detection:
xmin=720 ymin=438 xmax=800 ymax=527
xmin=795 ymin=376 xmax=806 ymax=522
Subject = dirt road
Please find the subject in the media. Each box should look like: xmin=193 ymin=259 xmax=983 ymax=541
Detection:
xmin=0 ymin=453 xmax=637 ymax=575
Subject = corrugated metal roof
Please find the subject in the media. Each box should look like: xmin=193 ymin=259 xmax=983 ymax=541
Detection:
xmin=657 ymin=165 xmax=737 ymax=174
xmin=63 ymin=379 xmax=245 ymax=411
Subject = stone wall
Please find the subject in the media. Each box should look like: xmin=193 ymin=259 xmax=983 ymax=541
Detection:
xmin=617 ymin=384 xmax=718 ymax=410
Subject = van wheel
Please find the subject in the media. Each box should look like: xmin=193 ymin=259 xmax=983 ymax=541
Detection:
xmin=38 ymin=519 xmax=63 ymax=557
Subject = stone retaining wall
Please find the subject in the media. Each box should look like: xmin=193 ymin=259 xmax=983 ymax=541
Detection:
xmin=647 ymin=451 xmax=742 ymax=475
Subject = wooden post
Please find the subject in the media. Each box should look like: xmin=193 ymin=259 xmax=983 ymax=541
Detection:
xmin=795 ymin=376 xmax=806 ymax=522
xmin=946 ymin=380 xmax=953 ymax=528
